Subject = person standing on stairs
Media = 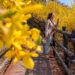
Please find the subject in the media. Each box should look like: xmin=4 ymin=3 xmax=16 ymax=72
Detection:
xmin=44 ymin=13 xmax=59 ymax=55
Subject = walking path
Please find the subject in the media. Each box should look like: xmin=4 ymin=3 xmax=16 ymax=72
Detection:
xmin=4 ymin=61 xmax=25 ymax=75
xmin=3 ymin=48 xmax=65 ymax=75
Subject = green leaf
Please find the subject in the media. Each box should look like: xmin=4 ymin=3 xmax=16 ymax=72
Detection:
xmin=36 ymin=36 xmax=42 ymax=45
xmin=0 ymin=10 xmax=16 ymax=20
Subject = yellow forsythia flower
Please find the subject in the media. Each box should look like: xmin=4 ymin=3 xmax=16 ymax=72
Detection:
xmin=24 ymin=14 xmax=31 ymax=21
xmin=1 ymin=0 xmax=42 ymax=69
xmin=26 ymin=40 xmax=36 ymax=49
xmin=5 ymin=50 xmax=14 ymax=61
xmin=0 ymin=40 xmax=4 ymax=48
xmin=29 ymin=52 xmax=38 ymax=57
xmin=13 ymin=42 xmax=22 ymax=50
xmin=23 ymin=4 xmax=44 ymax=14
xmin=13 ymin=57 xmax=19 ymax=64
xmin=5 ymin=23 xmax=12 ymax=28
xmin=23 ymin=24 xmax=30 ymax=31
xmin=36 ymin=46 xmax=41 ymax=52
xmin=23 ymin=56 xmax=34 ymax=69
xmin=31 ymin=28 xmax=40 ymax=41
xmin=17 ymin=50 xmax=26 ymax=59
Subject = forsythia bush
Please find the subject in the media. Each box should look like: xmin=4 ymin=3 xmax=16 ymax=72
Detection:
xmin=31 ymin=1 xmax=75 ymax=31
xmin=0 ymin=0 xmax=43 ymax=69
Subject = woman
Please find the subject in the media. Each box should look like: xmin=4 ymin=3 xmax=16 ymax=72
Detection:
xmin=45 ymin=13 xmax=59 ymax=40
xmin=44 ymin=13 xmax=59 ymax=55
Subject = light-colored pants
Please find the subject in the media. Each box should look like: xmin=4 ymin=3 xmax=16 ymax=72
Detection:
xmin=44 ymin=37 xmax=51 ymax=54
xmin=44 ymin=30 xmax=53 ymax=54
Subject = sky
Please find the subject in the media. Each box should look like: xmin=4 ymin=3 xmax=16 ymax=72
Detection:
xmin=58 ymin=0 xmax=73 ymax=6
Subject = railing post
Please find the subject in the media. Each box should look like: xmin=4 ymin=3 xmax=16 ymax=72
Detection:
xmin=62 ymin=26 xmax=70 ymax=68
xmin=52 ymin=33 xmax=56 ymax=56
xmin=71 ymin=30 xmax=75 ymax=55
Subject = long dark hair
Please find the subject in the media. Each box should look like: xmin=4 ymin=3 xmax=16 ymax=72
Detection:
xmin=47 ymin=13 xmax=53 ymax=20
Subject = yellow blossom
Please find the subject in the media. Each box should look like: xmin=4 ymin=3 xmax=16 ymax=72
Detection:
xmin=36 ymin=46 xmax=41 ymax=52
xmin=29 ymin=52 xmax=38 ymax=57
xmin=26 ymin=40 xmax=36 ymax=49
xmin=1 ymin=0 xmax=42 ymax=69
xmin=13 ymin=42 xmax=22 ymax=50
xmin=5 ymin=50 xmax=14 ymax=61
xmin=13 ymin=57 xmax=19 ymax=64
xmin=31 ymin=28 xmax=40 ymax=41
xmin=23 ymin=56 xmax=34 ymax=69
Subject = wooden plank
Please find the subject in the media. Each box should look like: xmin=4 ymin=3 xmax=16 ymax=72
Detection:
xmin=4 ymin=61 xmax=25 ymax=75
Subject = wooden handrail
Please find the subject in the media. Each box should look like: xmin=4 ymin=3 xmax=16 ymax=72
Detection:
xmin=54 ymin=39 xmax=74 ymax=56
xmin=54 ymin=28 xmax=75 ymax=43
xmin=53 ymin=48 xmax=73 ymax=75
